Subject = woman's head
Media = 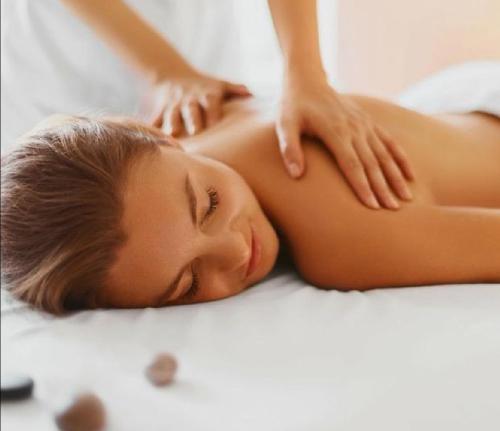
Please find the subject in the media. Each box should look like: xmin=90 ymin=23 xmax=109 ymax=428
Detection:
xmin=102 ymin=136 xmax=280 ymax=309
xmin=1 ymin=115 xmax=279 ymax=314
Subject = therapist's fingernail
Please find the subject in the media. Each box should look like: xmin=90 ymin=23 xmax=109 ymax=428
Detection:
xmin=288 ymin=162 xmax=301 ymax=178
xmin=368 ymin=195 xmax=381 ymax=209
xmin=185 ymin=122 xmax=195 ymax=135
xmin=387 ymin=196 xmax=400 ymax=209
xmin=402 ymin=187 xmax=413 ymax=200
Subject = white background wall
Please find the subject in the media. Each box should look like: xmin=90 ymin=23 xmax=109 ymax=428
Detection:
xmin=223 ymin=0 xmax=500 ymax=98
xmin=233 ymin=0 xmax=338 ymax=91
xmin=2 ymin=0 xmax=499 ymax=154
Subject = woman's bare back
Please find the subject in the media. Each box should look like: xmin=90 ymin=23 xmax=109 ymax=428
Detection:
xmin=181 ymin=95 xmax=500 ymax=289
xmin=184 ymin=94 xmax=500 ymax=207
xmin=352 ymin=96 xmax=500 ymax=208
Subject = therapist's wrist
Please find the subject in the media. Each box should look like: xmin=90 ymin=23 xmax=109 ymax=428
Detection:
xmin=284 ymin=61 xmax=328 ymax=88
xmin=284 ymin=57 xmax=327 ymax=85
xmin=149 ymin=59 xmax=201 ymax=85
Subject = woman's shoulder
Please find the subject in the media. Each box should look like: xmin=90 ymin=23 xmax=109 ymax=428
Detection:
xmin=181 ymin=95 xmax=280 ymax=173
xmin=221 ymin=94 xmax=279 ymax=122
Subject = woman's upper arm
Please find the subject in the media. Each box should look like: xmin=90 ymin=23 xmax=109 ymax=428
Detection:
xmin=296 ymin=202 xmax=500 ymax=290
xmin=273 ymin=142 xmax=500 ymax=289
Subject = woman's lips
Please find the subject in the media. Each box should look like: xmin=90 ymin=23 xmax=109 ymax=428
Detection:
xmin=245 ymin=226 xmax=262 ymax=280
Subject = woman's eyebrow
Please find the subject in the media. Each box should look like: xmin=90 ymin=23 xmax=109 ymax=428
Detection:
xmin=185 ymin=173 xmax=197 ymax=227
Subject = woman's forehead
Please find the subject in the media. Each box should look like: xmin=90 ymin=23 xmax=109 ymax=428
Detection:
xmin=124 ymin=146 xmax=184 ymax=198
xmin=106 ymin=148 xmax=193 ymax=299
xmin=123 ymin=146 xmax=192 ymax=251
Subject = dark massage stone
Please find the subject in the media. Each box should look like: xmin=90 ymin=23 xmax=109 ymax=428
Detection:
xmin=1 ymin=373 xmax=34 ymax=401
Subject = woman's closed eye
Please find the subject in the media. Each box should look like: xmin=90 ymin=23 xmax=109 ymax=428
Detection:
xmin=184 ymin=184 xmax=221 ymax=300
xmin=203 ymin=186 xmax=219 ymax=223
xmin=183 ymin=268 xmax=200 ymax=301
xmin=183 ymin=187 xmax=218 ymax=302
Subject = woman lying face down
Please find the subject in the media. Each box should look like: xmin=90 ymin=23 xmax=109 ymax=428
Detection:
xmin=2 ymin=95 xmax=500 ymax=314
xmin=0 ymin=116 xmax=279 ymax=313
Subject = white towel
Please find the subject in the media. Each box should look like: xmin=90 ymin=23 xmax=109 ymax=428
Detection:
xmin=397 ymin=61 xmax=500 ymax=118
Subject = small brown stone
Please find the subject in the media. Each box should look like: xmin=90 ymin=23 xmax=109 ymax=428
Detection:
xmin=55 ymin=392 xmax=106 ymax=431
xmin=145 ymin=353 xmax=178 ymax=386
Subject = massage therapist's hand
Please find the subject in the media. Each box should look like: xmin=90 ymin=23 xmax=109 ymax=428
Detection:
xmin=277 ymin=71 xmax=415 ymax=210
xmin=150 ymin=71 xmax=251 ymax=137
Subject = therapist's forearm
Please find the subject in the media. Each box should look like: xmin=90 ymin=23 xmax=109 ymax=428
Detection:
xmin=267 ymin=0 xmax=326 ymax=79
xmin=61 ymin=0 xmax=196 ymax=83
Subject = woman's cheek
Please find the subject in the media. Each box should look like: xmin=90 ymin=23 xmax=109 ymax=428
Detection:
xmin=204 ymin=273 xmax=239 ymax=302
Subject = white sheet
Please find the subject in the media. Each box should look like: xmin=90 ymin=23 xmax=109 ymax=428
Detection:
xmin=2 ymin=275 xmax=500 ymax=430
xmin=2 ymin=36 xmax=500 ymax=431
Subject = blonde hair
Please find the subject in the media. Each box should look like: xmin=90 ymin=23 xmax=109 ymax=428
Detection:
xmin=1 ymin=115 xmax=172 ymax=315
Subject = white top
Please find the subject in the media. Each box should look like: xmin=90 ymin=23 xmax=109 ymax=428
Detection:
xmin=1 ymin=0 xmax=240 ymax=154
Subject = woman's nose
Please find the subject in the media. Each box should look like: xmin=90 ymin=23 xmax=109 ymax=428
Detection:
xmin=204 ymin=227 xmax=250 ymax=275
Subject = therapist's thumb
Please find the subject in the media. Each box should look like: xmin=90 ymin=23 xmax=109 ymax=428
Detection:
xmin=224 ymin=82 xmax=252 ymax=98
xmin=276 ymin=119 xmax=304 ymax=179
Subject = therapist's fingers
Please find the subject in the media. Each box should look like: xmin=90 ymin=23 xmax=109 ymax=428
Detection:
xmin=375 ymin=125 xmax=415 ymax=181
xmin=224 ymin=82 xmax=252 ymax=98
xmin=353 ymin=135 xmax=400 ymax=209
xmin=369 ymin=131 xmax=413 ymax=202
xmin=152 ymin=110 xmax=163 ymax=128
xmin=182 ymin=98 xmax=204 ymax=135
xmin=201 ymin=93 xmax=222 ymax=127
xmin=276 ymin=115 xmax=305 ymax=178
xmin=149 ymin=83 xmax=170 ymax=128
xmin=163 ymin=103 xmax=183 ymax=136
xmin=150 ymin=98 xmax=164 ymax=128
xmin=320 ymin=125 xmax=380 ymax=209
